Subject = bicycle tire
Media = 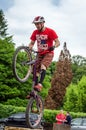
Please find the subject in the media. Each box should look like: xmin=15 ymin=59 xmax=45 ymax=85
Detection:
xmin=12 ymin=46 xmax=32 ymax=82
xmin=26 ymin=95 xmax=44 ymax=129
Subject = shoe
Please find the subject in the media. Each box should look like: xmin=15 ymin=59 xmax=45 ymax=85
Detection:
xmin=26 ymin=95 xmax=30 ymax=99
xmin=34 ymin=83 xmax=42 ymax=92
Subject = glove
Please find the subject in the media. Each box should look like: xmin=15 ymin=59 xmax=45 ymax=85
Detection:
xmin=49 ymin=46 xmax=55 ymax=51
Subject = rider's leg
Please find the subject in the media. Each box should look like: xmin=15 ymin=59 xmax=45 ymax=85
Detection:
xmin=35 ymin=64 xmax=46 ymax=84
xmin=35 ymin=75 xmax=39 ymax=85
xmin=34 ymin=54 xmax=42 ymax=86
xmin=39 ymin=64 xmax=46 ymax=84
xmin=38 ymin=53 xmax=54 ymax=86
xmin=34 ymin=53 xmax=54 ymax=91
xmin=34 ymin=65 xmax=46 ymax=91
xmin=35 ymin=72 xmax=40 ymax=85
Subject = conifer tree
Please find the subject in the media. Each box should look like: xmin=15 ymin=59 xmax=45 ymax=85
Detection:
xmin=45 ymin=42 xmax=73 ymax=109
xmin=0 ymin=9 xmax=8 ymax=38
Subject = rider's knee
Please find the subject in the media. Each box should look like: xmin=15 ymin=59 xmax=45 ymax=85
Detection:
xmin=41 ymin=64 xmax=46 ymax=70
xmin=36 ymin=72 xmax=40 ymax=77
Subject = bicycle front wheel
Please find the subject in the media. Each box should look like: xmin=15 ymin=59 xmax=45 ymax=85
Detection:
xmin=26 ymin=95 xmax=44 ymax=129
xmin=12 ymin=46 xmax=32 ymax=82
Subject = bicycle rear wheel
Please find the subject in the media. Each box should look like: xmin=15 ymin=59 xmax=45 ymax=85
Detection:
xmin=26 ymin=95 xmax=44 ymax=129
xmin=12 ymin=46 xmax=32 ymax=82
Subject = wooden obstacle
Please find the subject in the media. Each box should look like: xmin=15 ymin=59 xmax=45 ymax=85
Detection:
xmin=5 ymin=126 xmax=43 ymax=130
xmin=53 ymin=123 xmax=71 ymax=130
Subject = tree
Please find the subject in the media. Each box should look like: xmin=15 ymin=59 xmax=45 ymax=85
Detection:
xmin=0 ymin=9 xmax=8 ymax=38
xmin=72 ymin=55 xmax=86 ymax=66
xmin=72 ymin=55 xmax=86 ymax=83
xmin=63 ymin=76 xmax=86 ymax=112
xmin=63 ymin=84 xmax=78 ymax=112
xmin=77 ymin=76 xmax=86 ymax=112
xmin=0 ymin=38 xmax=32 ymax=104
xmin=45 ymin=42 xmax=73 ymax=109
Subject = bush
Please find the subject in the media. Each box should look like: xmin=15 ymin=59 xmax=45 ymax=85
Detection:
xmin=3 ymin=97 xmax=28 ymax=107
xmin=0 ymin=104 xmax=86 ymax=123
xmin=0 ymin=103 xmax=25 ymax=118
xmin=44 ymin=109 xmax=86 ymax=123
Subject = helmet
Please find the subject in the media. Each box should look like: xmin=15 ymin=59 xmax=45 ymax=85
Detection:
xmin=32 ymin=16 xmax=45 ymax=24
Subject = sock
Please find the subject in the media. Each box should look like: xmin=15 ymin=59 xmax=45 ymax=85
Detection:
xmin=39 ymin=69 xmax=46 ymax=84
xmin=35 ymin=76 xmax=38 ymax=85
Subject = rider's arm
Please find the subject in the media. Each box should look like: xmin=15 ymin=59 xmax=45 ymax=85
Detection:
xmin=48 ymin=38 xmax=60 ymax=51
xmin=54 ymin=38 xmax=60 ymax=48
xmin=28 ymin=40 xmax=35 ymax=50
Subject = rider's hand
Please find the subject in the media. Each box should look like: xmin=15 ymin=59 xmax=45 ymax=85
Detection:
xmin=48 ymin=46 xmax=55 ymax=51
xmin=28 ymin=47 xmax=32 ymax=50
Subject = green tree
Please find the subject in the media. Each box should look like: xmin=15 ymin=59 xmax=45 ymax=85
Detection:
xmin=77 ymin=76 xmax=86 ymax=112
xmin=71 ymin=55 xmax=86 ymax=83
xmin=0 ymin=39 xmax=16 ymax=100
xmin=63 ymin=84 xmax=78 ymax=112
xmin=72 ymin=55 xmax=86 ymax=66
xmin=0 ymin=39 xmax=32 ymax=104
xmin=0 ymin=9 xmax=8 ymax=38
xmin=63 ymin=76 xmax=86 ymax=112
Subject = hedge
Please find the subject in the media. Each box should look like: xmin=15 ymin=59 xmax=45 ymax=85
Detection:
xmin=0 ymin=103 xmax=86 ymax=123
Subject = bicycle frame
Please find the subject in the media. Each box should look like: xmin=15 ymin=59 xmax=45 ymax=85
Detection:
xmin=13 ymin=46 xmax=44 ymax=129
xmin=28 ymin=51 xmax=39 ymax=97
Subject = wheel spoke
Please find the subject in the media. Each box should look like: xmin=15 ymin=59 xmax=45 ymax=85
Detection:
xmin=26 ymin=96 xmax=43 ymax=129
xmin=12 ymin=46 xmax=32 ymax=82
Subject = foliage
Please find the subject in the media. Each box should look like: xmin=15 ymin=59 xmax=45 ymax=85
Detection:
xmin=77 ymin=76 xmax=86 ymax=112
xmin=71 ymin=55 xmax=86 ymax=83
xmin=3 ymin=97 xmax=28 ymax=107
xmin=0 ymin=9 xmax=8 ymax=38
xmin=0 ymin=84 xmax=20 ymax=101
xmin=0 ymin=37 xmax=52 ymax=105
xmin=0 ymin=9 xmax=86 ymax=113
xmin=72 ymin=55 xmax=86 ymax=66
xmin=63 ymin=76 xmax=86 ymax=112
xmin=1 ymin=35 xmax=86 ymax=112
xmin=45 ymin=43 xmax=73 ymax=109
xmin=63 ymin=84 xmax=78 ymax=112
xmin=0 ymin=103 xmax=25 ymax=118
xmin=0 ymin=104 xmax=86 ymax=124
xmin=44 ymin=109 xmax=86 ymax=123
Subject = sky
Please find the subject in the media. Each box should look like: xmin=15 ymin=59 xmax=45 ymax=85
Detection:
xmin=0 ymin=0 xmax=86 ymax=61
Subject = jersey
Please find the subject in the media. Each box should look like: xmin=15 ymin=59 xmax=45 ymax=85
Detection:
xmin=30 ymin=27 xmax=58 ymax=54
xmin=56 ymin=113 xmax=66 ymax=124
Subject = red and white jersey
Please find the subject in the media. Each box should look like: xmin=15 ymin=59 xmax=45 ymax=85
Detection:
xmin=56 ymin=113 xmax=66 ymax=124
xmin=30 ymin=27 xmax=58 ymax=54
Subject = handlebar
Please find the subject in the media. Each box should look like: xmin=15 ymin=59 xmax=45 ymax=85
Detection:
xmin=27 ymin=46 xmax=55 ymax=55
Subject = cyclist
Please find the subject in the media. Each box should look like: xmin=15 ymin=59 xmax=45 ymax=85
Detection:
xmin=28 ymin=16 xmax=60 ymax=92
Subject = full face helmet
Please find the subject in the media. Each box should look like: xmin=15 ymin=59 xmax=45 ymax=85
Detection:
xmin=32 ymin=16 xmax=45 ymax=24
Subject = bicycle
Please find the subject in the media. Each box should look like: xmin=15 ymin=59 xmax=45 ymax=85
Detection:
xmin=12 ymin=46 xmax=44 ymax=129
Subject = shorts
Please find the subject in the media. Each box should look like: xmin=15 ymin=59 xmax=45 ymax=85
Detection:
xmin=36 ymin=53 xmax=54 ymax=73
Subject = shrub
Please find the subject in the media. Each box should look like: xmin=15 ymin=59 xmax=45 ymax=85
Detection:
xmin=0 ymin=104 xmax=86 ymax=123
